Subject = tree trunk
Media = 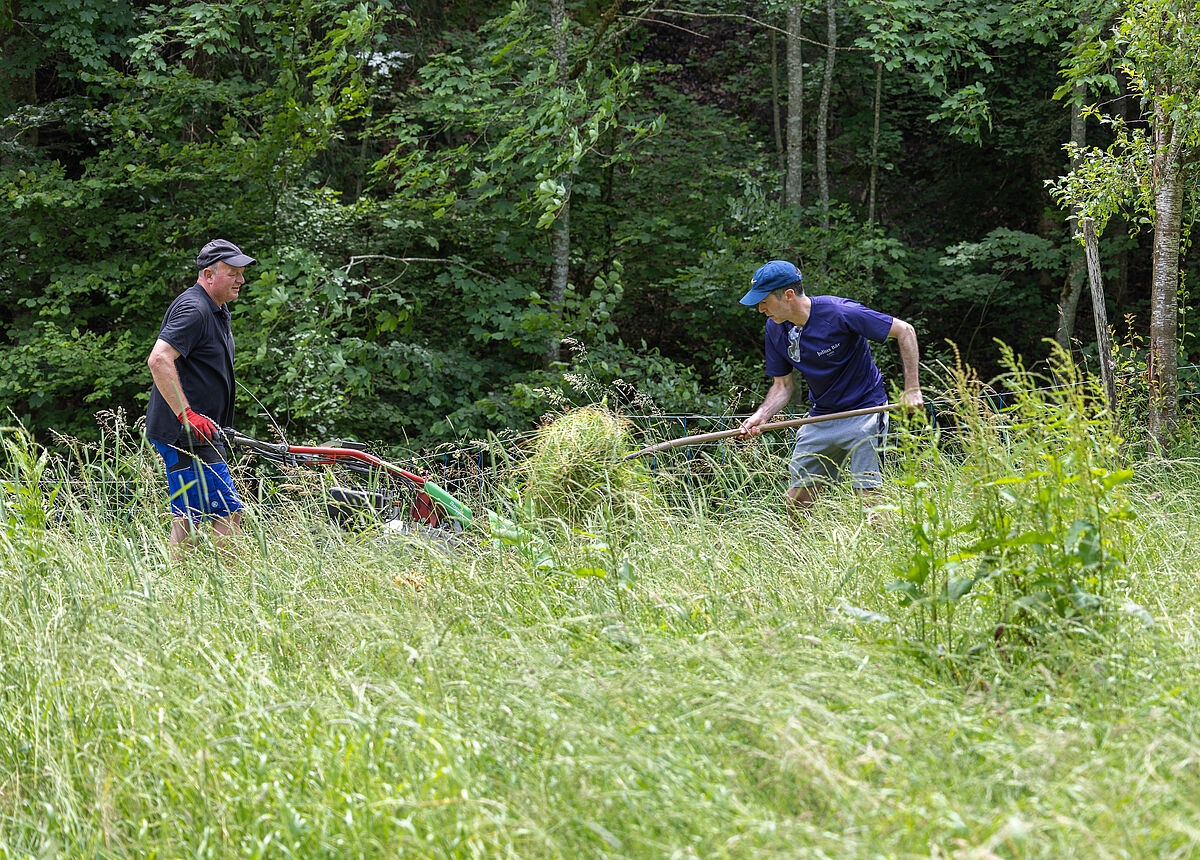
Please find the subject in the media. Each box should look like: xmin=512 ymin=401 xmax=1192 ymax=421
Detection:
xmin=771 ymin=31 xmax=785 ymax=179
xmin=816 ymin=0 xmax=836 ymax=227
xmin=1055 ymin=77 xmax=1088 ymax=353
xmin=547 ymin=202 xmax=571 ymax=367
xmin=1148 ymin=130 xmax=1182 ymax=446
xmin=546 ymin=0 xmax=571 ymax=368
xmin=785 ymin=3 xmax=803 ymax=208
xmin=868 ymin=61 xmax=881 ymax=227
xmin=1081 ymin=218 xmax=1117 ymax=413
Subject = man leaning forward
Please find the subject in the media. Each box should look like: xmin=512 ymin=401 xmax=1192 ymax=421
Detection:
xmin=737 ymin=259 xmax=924 ymax=519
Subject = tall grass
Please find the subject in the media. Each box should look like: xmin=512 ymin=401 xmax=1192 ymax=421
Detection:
xmin=1 ymin=395 xmax=1200 ymax=857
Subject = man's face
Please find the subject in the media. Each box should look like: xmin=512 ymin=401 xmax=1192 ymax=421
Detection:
xmin=203 ymin=260 xmax=246 ymax=305
xmin=756 ymin=289 xmax=787 ymax=322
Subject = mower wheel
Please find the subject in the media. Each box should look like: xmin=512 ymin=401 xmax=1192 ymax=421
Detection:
xmin=326 ymin=486 xmax=389 ymax=528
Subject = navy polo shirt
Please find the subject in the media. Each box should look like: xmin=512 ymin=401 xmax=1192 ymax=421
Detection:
xmin=146 ymin=283 xmax=235 ymax=460
xmin=764 ymin=295 xmax=893 ymax=415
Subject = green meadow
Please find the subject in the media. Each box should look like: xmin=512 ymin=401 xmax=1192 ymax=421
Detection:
xmin=3 ymin=368 xmax=1200 ymax=858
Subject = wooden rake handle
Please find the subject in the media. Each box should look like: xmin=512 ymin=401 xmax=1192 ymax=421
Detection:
xmin=622 ymin=403 xmax=902 ymax=461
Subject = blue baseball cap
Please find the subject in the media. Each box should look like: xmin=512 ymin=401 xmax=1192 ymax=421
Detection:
xmin=740 ymin=260 xmax=802 ymax=305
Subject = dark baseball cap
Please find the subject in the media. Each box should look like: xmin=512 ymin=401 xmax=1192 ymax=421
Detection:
xmin=740 ymin=260 xmax=802 ymax=305
xmin=196 ymin=239 xmax=256 ymax=270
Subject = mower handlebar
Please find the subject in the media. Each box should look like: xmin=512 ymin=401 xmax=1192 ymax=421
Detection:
xmin=221 ymin=427 xmax=431 ymax=486
xmin=221 ymin=427 xmax=287 ymax=456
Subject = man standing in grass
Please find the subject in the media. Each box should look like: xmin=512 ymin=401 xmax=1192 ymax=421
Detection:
xmin=737 ymin=259 xmax=923 ymax=517
xmin=145 ymin=239 xmax=255 ymax=555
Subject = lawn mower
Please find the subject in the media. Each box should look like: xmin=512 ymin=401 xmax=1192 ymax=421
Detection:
xmin=220 ymin=428 xmax=527 ymax=542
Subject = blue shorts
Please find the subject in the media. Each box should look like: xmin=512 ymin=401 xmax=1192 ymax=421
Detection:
xmin=789 ymin=412 xmax=890 ymax=490
xmin=151 ymin=440 xmax=244 ymax=522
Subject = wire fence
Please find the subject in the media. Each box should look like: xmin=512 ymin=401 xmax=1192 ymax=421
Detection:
xmin=407 ymin=362 xmax=1200 ymax=494
xmin=9 ymin=364 xmax=1200 ymax=520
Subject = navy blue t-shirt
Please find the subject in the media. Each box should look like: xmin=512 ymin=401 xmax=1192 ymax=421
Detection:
xmin=146 ymin=283 xmax=235 ymax=459
xmin=764 ymin=295 xmax=893 ymax=415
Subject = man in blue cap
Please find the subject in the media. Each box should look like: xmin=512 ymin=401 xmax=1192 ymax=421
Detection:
xmin=145 ymin=239 xmax=255 ymax=556
xmin=737 ymin=259 xmax=923 ymax=517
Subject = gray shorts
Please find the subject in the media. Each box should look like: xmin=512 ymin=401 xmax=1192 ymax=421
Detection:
xmin=789 ymin=412 xmax=889 ymax=490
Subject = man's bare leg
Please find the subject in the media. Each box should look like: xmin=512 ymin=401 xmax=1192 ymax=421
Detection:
xmin=786 ymin=485 xmax=819 ymax=525
xmin=167 ymin=516 xmax=199 ymax=563
xmin=857 ymin=487 xmax=896 ymax=527
xmin=211 ymin=510 xmax=242 ymax=540
xmin=167 ymin=510 xmax=242 ymax=562
xmin=169 ymin=518 xmax=194 ymax=545
xmin=211 ymin=511 xmax=243 ymax=561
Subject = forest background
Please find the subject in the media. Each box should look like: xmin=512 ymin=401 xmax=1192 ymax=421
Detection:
xmin=3 ymin=0 xmax=1199 ymax=453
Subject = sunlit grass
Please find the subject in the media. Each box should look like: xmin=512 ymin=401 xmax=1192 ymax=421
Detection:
xmin=2 ymin=414 xmax=1200 ymax=857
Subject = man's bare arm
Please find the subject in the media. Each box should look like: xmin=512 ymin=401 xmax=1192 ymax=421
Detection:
xmin=739 ymin=374 xmax=796 ymax=437
xmin=887 ymin=319 xmax=924 ymax=409
xmin=147 ymin=339 xmax=188 ymax=415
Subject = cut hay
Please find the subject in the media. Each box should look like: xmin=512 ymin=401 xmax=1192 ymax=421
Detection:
xmin=519 ymin=407 xmax=656 ymax=525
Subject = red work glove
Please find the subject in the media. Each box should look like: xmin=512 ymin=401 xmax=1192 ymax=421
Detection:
xmin=177 ymin=407 xmax=218 ymax=441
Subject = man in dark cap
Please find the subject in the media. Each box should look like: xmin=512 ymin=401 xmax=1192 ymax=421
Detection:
xmin=737 ymin=259 xmax=924 ymax=518
xmin=146 ymin=239 xmax=255 ymax=555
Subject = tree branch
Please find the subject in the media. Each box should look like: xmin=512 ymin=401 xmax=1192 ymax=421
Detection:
xmin=569 ymin=0 xmax=627 ymax=79
xmin=642 ymin=8 xmax=869 ymax=51
xmin=344 ymin=255 xmax=501 ymax=282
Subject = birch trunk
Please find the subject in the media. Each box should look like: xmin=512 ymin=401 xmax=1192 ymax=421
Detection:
xmin=771 ymin=32 xmax=785 ymax=178
xmin=816 ymin=0 xmax=836 ymax=226
xmin=546 ymin=0 xmax=571 ymax=368
xmin=785 ymin=4 xmax=804 ymax=208
xmin=1148 ymin=129 xmax=1183 ymax=445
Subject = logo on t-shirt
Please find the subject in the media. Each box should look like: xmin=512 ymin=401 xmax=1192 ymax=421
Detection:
xmin=817 ymin=343 xmax=842 ymax=358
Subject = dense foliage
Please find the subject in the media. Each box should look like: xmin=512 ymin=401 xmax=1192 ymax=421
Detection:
xmin=3 ymin=0 xmax=1199 ymax=451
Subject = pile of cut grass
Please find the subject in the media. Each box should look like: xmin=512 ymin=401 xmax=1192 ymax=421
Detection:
xmin=517 ymin=406 xmax=658 ymax=526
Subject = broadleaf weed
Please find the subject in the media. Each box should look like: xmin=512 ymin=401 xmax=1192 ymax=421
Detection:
xmin=1 ymin=425 xmax=61 ymax=563
xmin=889 ymin=343 xmax=1135 ymax=679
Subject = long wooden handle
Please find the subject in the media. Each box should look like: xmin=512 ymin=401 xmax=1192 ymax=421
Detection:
xmin=622 ymin=403 xmax=901 ymax=461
